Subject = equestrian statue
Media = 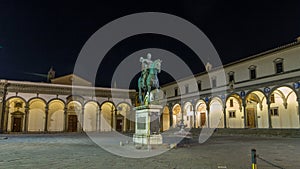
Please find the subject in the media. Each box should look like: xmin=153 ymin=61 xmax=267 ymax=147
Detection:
xmin=138 ymin=53 xmax=162 ymax=106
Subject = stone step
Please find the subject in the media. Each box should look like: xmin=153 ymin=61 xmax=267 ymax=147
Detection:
xmin=188 ymin=128 xmax=300 ymax=137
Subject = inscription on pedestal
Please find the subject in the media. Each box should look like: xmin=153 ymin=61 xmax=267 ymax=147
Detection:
xmin=150 ymin=112 xmax=160 ymax=134
xmin=137 ymin=117 xmax=146 ymax=130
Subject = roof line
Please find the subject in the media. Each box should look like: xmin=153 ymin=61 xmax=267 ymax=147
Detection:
xmin=0 ymin=79 xmax=136 ymax=92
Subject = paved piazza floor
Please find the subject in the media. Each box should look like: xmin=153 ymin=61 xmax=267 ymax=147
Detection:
xmin=0 ymin=133 xmax=299 ymax=169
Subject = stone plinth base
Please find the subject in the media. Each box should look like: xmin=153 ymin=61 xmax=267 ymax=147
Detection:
xmin=133 ymin=134 xmax=163 ymax=145
xmin=149 ymin=134 xmax=163 ymax=144
xmin=133 ymin=104 xmax=163 ymax=145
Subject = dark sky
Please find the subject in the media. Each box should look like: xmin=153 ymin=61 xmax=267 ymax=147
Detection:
xmin=0 ymin=0 xmax=300 ymax=89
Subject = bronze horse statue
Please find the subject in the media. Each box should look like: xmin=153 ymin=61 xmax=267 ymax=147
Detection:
xmin=138 ymin=59 xmax=162 ymax=105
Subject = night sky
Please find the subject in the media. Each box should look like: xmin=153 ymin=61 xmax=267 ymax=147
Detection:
xmin=0 ymin=1 xmax=300 ymax=89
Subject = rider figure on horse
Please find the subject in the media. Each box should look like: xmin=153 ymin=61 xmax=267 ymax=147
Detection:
xmin=138 ymin=53 xmax=161 ymax=106
xmin=140 ymin=53 xmax=153 ymax=81
xmin=139 ymin=53 xmax=153 ymax=105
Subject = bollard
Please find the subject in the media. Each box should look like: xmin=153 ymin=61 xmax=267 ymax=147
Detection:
xmin=251 ymin=149 xmax=257 ymax=169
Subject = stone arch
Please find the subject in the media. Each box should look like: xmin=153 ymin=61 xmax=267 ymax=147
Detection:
xmin=83 ymin=100 xmax=100 ymax=107
xmin=269 ymin=85 xmax=299 ymax=128
xmin=100 ymin=101 xmax=116 ymax=131
xmin=116 ymin=102 xmax=132 ymax=132
xmin=183 ymin=101 xmax=193 ymax=128
xmin=47 ymin=98 xmax=66 ymax=106
xmin=161 ymin=106 xmax=170 ymax=131
xmin=48 ymin=99 xmax=65 ymax=132
xmin=209 ymin=96 xmax=224 ymax=128
xmin=195 ymin=99 xmax=207 ymax=128
xmin=269 ymin=84 xmax=299 ymax=101
xmin=28 ymin=98 xmax=46 ymax=132
xmin=100 ymin=101 xmax=116 ymax=108
xmin=172 ymin=103 xmax=181 ymax=128
xmin=209 ymin=96 xmax=223 ymax=106
xmin=245 ymin=89 xmax=267 ymax=100
xmin=5 ymin=96 xmax=27 ymax=132
xmin=83 ymin=101 xmax=99 ymax=132
xmin=226 ymin=93 xmax=242 ymax=111
xmin=245 ymin=90 xmax=268 ymax=128
xmin=66 ymin=95 xmax=84 ymax=105
xmin=226 ymin=93 xmax=244 ymax=128
xmin=28 ymin=97 xmax=47 ymax=106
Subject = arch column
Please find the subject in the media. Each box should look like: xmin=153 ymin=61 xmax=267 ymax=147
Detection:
xmin=99 ymin=108 xmax=102 ymax=132
xmin=192 ymin=102 xmax=196 ymax=128
xmin=179 ymin=104 xmax=185 ymax=130
xmin=63 ymin=107 xmax=67 ymax=132
xmin=123 ymin=111 xmax=127 ymax=132
xmin=242 ymin=101 xmax=247 ymax=128
xmin=206 ymin=105 xmax=210 ymax=128
xmin=81 ymin=107 xmax=84 ymax=132
xmin=96 ymin=108 xmax=100 ymax=132
xmin=4 ymin=106 xmax=9 ymax=132
xmin=223 ymin=105 xmax=227 ymax=128
xmin=297 ymin=98 xmax=300 ymax=128
xmin=24 ymin=106 xmax=29 ymax=132
xmin=0 ymin=100 xmax=5 ymax=133
xmin=44 ymin=106 xmax=49 ymax=132
xmin=0 ymin=83 xmax=8 ymax=133
xmin=111 ymin=108 xmax=117 ymax=131
xmin=114 ymin=109 xmax=117 ymax=130
xmin=169 ymin=104 xmax=173 ymax=128
xmin=267 ymin=100 xmax=272 ymax=128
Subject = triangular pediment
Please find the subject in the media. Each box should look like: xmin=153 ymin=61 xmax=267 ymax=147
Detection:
xmin=50 ymin=74 xmax=92 ymax=86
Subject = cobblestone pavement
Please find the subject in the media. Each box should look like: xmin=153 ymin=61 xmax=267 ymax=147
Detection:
xmin=0 ymin=133 xmax=299 ymax=169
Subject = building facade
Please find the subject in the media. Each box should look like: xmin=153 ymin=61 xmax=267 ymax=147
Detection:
xmin=0 ymin=74 xmax=136 ymax=133
xmin=1 ymin=40 xmax=300 ymax=134
xmin=160 ymin=40 xmax=300 ymax=131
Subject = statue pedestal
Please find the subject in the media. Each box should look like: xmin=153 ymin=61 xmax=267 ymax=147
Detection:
xmin=133 ymin=105 xmax=163 ymax=145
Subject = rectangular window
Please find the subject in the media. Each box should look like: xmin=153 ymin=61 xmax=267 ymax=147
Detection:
xmin=229 ymin=111 xmax=236 ymax=118
xmin=250 ymin=69 xmax=256 ymax=79
xmin=270 ymin=108 xmax=279 ymax=116
xmin=270 ymin=94 xmax=275 ymax=103
xmin=212 ymin=78 xmax=217 ymax=88
xmin=276 ymin=62 xmax=283 ymax=74
xmin=174 ymin=88 xmax=178 ymax=96
xmin=163 ymin=90 xmax=166 ymax=98
xmin=229 ymin=74 xmax=234 ymax=82
xmin=185 ymin=85 xmax=189 ymax=94
xmin=137 ymin=117 xmax=146 ymax=129
xmin=230 ymin=99 xmax=234 ymax=107
xmin=197 ymin=81 xmax=201 ymax=91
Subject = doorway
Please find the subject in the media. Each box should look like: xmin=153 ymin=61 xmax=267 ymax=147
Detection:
xmin=116 ymin=119 xmax=123 ymax=132
xmin=247 ymin=108 xmax=256 ymax=128
xmin=12 ymin=117 xmax=22 ymax=132
xmin=68 ymin=115 xmax=78 ymax=132
xmin=200 ymin=113 xmax=206 ymax=127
